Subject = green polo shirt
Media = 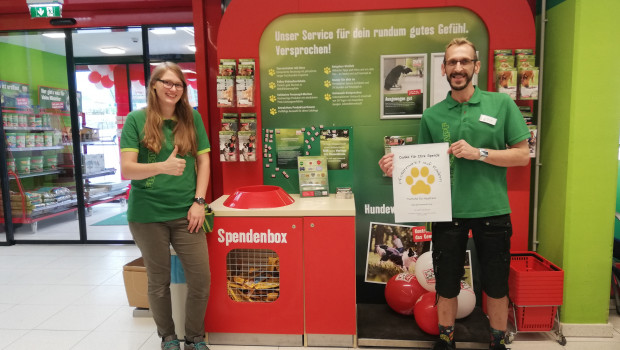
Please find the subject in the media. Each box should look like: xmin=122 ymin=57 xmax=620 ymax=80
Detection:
xmin=120 ymin=109 xmax=210 ymax=223
xmin=418 ymin=86 xmax=530 ymax=218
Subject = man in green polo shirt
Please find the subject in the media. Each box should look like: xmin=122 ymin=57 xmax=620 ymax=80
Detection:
xmin=379 ymin=38 xmax=530 ymax=350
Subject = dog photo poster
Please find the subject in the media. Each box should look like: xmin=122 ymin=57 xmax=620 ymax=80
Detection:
xmin=380 ymin=54 xmax=427 ymax=119
xmin=392 ymin=142 xmax=452 ymax=223
xmin=364 ymin=222 xmax=431 ymax=284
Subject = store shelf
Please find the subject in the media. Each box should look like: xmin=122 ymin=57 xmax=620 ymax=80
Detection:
xmin=8 ymin=146 xmax=64 ymax=152
xmin=80 ymin=140 xmax=117 ymax=146
xmin=4 ymin=126 xmax=55 ymax=131
xmin=83 ymin=168 xmax=116 ymax=179
xmin=8 ymin=169 xmax=62 ymax=179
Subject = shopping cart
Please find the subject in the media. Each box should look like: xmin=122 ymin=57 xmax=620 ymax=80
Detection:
xmin=505 ymin=252 xmax=566 ymax=346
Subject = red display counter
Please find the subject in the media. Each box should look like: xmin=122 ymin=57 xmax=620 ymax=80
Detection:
xmin=205 ymin=194 xmax=356 ymax=347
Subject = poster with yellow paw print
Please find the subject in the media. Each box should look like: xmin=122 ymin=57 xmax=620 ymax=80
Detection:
xmin=391 ymin=142 xmax=451 ymax=223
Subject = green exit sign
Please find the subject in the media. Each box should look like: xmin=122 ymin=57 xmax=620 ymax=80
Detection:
xmin=30 ymin=5 xmax=62 ymax=18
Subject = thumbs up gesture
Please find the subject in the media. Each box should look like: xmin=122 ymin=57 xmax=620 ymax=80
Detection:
xmin=161 ymin=145 xmax=186 ymax=176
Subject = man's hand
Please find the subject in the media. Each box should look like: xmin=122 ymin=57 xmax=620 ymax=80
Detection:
xmin=160 ymin=145 xmax=186 ymax=176
xmin=448 ymin=140 xmax=479 ymax=160
xmin=379 ymin=153 xmax=395 ymax=177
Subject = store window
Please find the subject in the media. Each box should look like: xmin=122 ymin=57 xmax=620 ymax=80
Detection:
xmin=0 ymin=30 xmax=79 ymax=240
xmin=0 ymin=24 xmax=196 ymax=244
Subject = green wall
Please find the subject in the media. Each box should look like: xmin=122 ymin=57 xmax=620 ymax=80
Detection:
xmin=0 ymin=42 xmax=68 ymax=104
xmin=539 ymin=0 xmax=620 ymax=323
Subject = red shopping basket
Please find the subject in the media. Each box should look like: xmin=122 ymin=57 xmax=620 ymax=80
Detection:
xmin=511 ymin=305 xmax=558 ymax=332
xmin=509 ymin=252 xmax=564 ymax=306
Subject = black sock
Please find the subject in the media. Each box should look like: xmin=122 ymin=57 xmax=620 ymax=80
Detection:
xmin=490 ymin=327 xmax=505 ymax=347
xmin=438 ymin=324 xmax=455 ymax=345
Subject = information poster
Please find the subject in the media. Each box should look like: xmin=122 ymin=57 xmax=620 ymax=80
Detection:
xmin=275 ymin=128 xmax=304 ymax=168
xmin=320 ymin=128 xmax=350 ymax=170
xmin=0 ymin=80 xmax=30 ymax=108
xmin=391 ymin=143 xmax=451 ymax=223
xmin=297 ymin=156 xmax=329 ymax=197
xmin=39 ymin=86 xmax=69 ymax=111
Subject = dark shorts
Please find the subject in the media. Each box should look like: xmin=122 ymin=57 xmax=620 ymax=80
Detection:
xmin=431 ymin=214 xmax=512 ymax=299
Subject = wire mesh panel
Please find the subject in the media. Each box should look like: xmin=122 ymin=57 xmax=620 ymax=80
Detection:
xmin=226 ymin=248 xmax=280 ymax=302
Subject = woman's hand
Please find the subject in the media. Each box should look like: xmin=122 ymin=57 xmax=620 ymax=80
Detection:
xmin=160 ymin=145 xmax=186 ymax=176
xmin=187 ymin=202 xmax=205 ymax=233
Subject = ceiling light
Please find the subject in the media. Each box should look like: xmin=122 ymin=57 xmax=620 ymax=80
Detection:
xmin=150 ymin=28 xmax=176 ymax=35
xmin=99 ymin=47 xmax=125 ymax=54
xmin=187 ymin=44 xmax=196 ymax=53
xmin=42 ymin=32 xmax=65 ymax=38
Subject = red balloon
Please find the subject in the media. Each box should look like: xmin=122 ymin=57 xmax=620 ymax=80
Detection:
xmin=413 ymin=292 xmax=439 ymax=335
xmin=88 ymin=71 xmax=101 ymax=84
xmin=129 ymin=65 xmax=143 ymax=81
xmin=100 ymin=75 xmax=114 ymax=89
xmin=385 ymin=273 xmax=427 ymax=315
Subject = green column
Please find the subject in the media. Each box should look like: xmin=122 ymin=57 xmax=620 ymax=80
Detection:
xmin=538 ymin=0 xmax=620 ymax=324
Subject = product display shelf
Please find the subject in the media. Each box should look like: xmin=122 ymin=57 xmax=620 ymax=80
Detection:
xmin=8 ymin=146 xmax=65 ymax=152
xmin=84 ymin=187 xmax=128 ymax=215
xmin=3 ymin=170 xmax=78 ymax=233
xmin=8 ymin=169 xmax=62 ymax=179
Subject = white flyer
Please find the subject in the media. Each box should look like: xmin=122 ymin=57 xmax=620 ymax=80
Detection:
xmin=391 ymin=142 xmax=452 ymax=223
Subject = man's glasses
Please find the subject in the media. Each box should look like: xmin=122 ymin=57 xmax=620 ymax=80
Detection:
xmin=157 ymin=79 xmax=185 ymax=90
xmin=444 ymin=59 xmax=477 ymax=67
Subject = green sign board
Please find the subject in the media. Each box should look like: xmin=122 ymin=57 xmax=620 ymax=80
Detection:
xmin=30 ymin=5 xmax=62 ymax=18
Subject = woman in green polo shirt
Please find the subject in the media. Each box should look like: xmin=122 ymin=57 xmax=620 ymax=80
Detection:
xmin=120 ymin=62 xmax=211 ymax=350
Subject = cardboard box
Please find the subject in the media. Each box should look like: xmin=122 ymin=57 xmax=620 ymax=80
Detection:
xmin=82 ymin=154 xmax=105 ymax=175
xmin=123 ymin=257 xmax=149 ymax=309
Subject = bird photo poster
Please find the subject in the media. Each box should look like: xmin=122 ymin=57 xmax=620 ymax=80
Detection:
xmin=380 ymin=54 xmax=427 ymax=119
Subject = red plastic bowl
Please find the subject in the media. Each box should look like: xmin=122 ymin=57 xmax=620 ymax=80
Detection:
xmin=223 ymin=185 xmax=295 ymax=209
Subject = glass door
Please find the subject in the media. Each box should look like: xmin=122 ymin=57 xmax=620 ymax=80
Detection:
xmin=0 ymin=30 xmax=81 ymax=241
xmin=72 ymin=27 xmax=145 ymax=241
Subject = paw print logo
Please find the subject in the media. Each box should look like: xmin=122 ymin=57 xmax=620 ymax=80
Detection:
xmin=324 ymin=67 xmax=331 ymax=74
xmin=269 ymin=82 xmax=276 ymax=89
xmin=269 ymin=108 xmax=277 ymax=116
xmin=406 ymin=166 xmax=435 ymax=194
xmin=268 ymin=69 xmax=275 ymax=76
xmin=324 ymin=80 xmax=331 ymax=88
xmin=324 ymin=93 xmax=331 ymax=101
xmin=269 ymin=95 xmax=276 ymax=103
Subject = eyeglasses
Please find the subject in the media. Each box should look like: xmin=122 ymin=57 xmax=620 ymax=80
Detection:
xmin=157 ymin=79 xmax=185 ymax=90
xmin=444 ymin=58 xmax=477 ymax=67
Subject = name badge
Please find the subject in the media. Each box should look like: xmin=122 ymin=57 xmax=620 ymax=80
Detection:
xmin=479 ymin=114 xmax=497 ymax=125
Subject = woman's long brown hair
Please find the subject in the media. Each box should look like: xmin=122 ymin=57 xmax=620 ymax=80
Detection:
xmin=142 ymin=62 xmax=197 ymax=156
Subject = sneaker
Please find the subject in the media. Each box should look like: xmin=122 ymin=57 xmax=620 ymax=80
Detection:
xmin=432 ymin=339 xmax=456 ymax=350
xmin=161 ymin=335 xmax=181 ymax=350
xmin=184 ymin=336 xmax=210 ymax=350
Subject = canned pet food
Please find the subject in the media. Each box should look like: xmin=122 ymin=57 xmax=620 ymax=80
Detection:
xmin=44 ymin=131 xmax=54 ymax=147
xmin=15 ymin=133 xmax=26 ymax=148
xmin=5 ymin=133 xmax=16 ymax=148
xmin=28 ymin=115 xmax=37 ymax=127
xmin=16 ymin=156 xmax=30 ymax=174
xmin=18 ymin=114 xmax=27 ymax=127
xmin=45 ymin=154 xmax=58 ymax=170
xmin=25 ymin=133 xmax=35 ymax=148
xmin=34 ymin=133 xmax=44 ymax=147
xmin=6 ymin=158 xmax=15 ymax=172
xmin=31 ymin=156 xmax=44 ymax=172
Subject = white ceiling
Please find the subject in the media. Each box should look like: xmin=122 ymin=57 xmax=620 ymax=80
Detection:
xmin=0 ymin=26 xmax=195 ymax=57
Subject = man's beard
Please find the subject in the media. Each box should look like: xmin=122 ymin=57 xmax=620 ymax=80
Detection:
xmin=447 ymin=72 xmax=473 ymax=91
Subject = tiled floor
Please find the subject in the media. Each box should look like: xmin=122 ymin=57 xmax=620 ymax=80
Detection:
xmin=0 ymin=244 xmax=619 ymax=350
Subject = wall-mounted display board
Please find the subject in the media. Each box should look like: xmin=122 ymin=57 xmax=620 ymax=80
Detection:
xmin=216 ymin=0 xmax=536 ymax=308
